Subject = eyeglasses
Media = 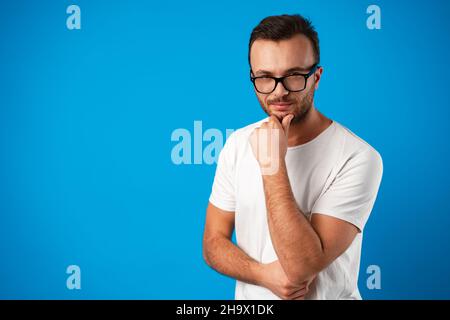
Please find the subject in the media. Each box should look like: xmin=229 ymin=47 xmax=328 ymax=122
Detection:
xmin=250 ymin=64 xmax=319 ymax=94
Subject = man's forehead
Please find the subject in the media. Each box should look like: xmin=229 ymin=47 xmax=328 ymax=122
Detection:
xmin=250 ymin=35 xmax=315 ymax=73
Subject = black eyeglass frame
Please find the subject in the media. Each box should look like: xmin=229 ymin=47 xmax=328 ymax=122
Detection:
xmin=250 ymin=63 xmax=320 ymax=94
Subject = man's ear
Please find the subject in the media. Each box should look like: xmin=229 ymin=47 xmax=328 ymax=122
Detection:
xmin=314 ymin=66 xmax=323 ymax=90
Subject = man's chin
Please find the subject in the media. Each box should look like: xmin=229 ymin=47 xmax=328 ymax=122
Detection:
xmin=269 ymin=110 xmax=294 ymax=120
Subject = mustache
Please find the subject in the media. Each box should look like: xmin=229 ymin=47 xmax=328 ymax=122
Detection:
xmin=268 ymin=99 xmax=296 ymax=105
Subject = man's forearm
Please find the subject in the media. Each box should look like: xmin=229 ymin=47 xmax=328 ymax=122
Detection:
xmin=203 ymin=235 xmax=264 ymax=286
xmin=262 ymin=160 xmax=324 ymax=284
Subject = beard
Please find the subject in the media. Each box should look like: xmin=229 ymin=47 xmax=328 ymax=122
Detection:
xmin=259 ymin=86 xmax=315 ymax=125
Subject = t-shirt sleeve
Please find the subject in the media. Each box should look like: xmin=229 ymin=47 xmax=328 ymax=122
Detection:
xmin=208 ymin=132 xmax=237 ymax=212
xmin=311 ymin=148 xmax=383 ymax=232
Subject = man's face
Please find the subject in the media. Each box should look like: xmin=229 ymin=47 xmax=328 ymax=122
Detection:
xmin=250 ymin=34 xmax=322 ymax=124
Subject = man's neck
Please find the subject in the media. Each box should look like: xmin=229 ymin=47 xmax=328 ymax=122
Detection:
xmin=287 ymin=106 xmax=332 ymax=148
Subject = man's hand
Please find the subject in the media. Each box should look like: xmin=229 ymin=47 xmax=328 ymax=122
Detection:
xmin=259 ymin=260 xmax=314 ymax=300
xmin=249 ymin=114 xmax=294 ymax=175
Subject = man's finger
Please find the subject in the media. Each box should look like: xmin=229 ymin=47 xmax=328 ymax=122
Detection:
xmin=269 ymin=115 xmax=281 ymax=127
xmin=288 ymin=288 xmax=307 ymax=300
xmin=269 ymin=115 xmax=278 ymax=122
xmin=281 ymin=114 xmax=294 ymax=138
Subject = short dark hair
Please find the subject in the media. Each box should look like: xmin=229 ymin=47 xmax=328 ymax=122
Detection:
xmin=248 ymin=14 xmax=320 ymax=67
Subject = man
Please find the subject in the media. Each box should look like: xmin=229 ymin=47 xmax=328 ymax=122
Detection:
xmin=203 ymin=14 xmax=383 ymax=300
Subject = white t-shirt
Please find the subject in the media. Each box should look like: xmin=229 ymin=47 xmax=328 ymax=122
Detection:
xmin=208 ymin=117 xmax=383 ymax=300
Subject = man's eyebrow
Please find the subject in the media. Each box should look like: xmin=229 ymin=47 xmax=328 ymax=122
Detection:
xmin=253 ymin=66 xmax=312 ymax=76
xmin=285 ymin=66 xmax=311 ymax=73
xmin=253 ymin=70 xmax=273 ymax=76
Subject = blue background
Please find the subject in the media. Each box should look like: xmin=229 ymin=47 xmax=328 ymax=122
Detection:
xmin=1 ymin=0 xmax=449 ymax=299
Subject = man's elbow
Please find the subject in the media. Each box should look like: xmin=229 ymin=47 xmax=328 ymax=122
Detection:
xmin=284 ymin=256 xmax=325 ymax=286
xmin=202 ymin=234 xmax=218 ymax=268
xmin=202 ymin=248 xmax=211 ymax=268
xmin=202 ymin=237 xmax=212 ymax=267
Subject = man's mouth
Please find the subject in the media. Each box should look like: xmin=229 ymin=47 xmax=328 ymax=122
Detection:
xmin=271 ymin=102 xmax=293 ymax=112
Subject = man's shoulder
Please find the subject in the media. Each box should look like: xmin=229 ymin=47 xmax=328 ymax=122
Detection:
xmin=226 ymin=117 xmax=268 ymax=145
xmin=333 ymin=121 xmax=383 ymax=167
xmin=218 ymin=117 xmax=268 ymax=162
xmin=233 ymin=117 xmax=268 ymax=137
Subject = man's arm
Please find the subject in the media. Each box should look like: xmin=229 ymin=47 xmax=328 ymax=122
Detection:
xmin=202 ymin=202 xmax=263 ymax=285
xmin=203 ymin=202 xmax=311 ymax=299
xmin=249 ymin=115 xmax=360 ymax=286
xmin=262 ymin=161 xmax=359 ymax=286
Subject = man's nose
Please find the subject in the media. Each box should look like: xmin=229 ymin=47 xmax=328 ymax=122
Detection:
xmin=272 ymin=80 xmax=289 ymax=98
